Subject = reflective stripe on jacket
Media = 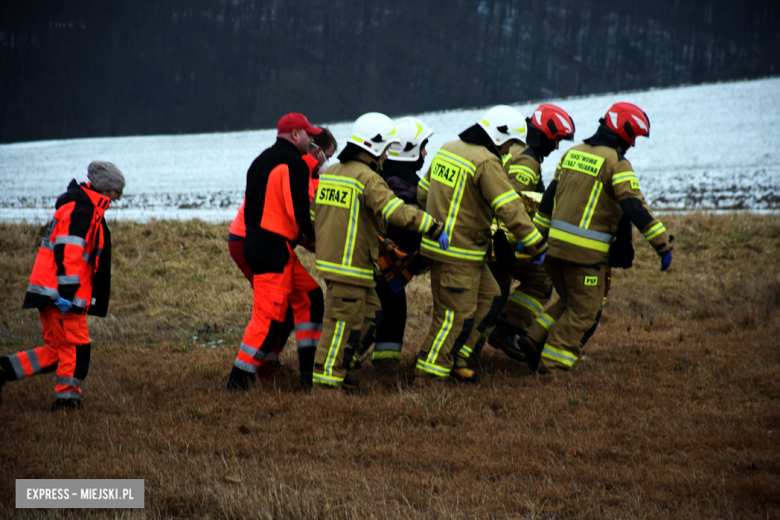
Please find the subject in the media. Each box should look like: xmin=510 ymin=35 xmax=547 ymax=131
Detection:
xmin=503 ymin=142 xmax=542 ymax=193
xmin=23 ymin=180 xmax=110 ymax=315
xmin=418 ymin=140 xmax=547 ymax=264
xmin=537 ymin=144 xmax=671 ymax=265
xmin=313 ymin=151 xmax=437 ymax=287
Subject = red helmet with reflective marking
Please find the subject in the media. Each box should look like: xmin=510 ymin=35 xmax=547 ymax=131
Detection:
xmin=530 ymin=104 xmax=575 ymax=141
xmin=604 ymin=102 xmax=650 ymax=142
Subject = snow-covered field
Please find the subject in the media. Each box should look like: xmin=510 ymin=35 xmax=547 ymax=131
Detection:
xmin=1 ymin=77 xmax=778 ymax=223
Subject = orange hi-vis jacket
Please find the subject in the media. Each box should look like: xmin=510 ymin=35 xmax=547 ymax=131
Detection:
xmin=244 ymin=138 xmax=315 ymax=244
xmin=230 ymin=153 xmax=321 ymax=240
xmin=23 ymin=180 xmax=112 ymax=316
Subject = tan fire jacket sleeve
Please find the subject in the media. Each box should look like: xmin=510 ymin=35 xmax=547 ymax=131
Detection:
xmin=477 ymin=158 xmax=548 ymax=257
xmin=365 ymin=174 xmax=437 ymax=236
xmin=608 ymin=160 xmax=672 ymax=254
xmin=503 ymin=150 xmax=542 ymax=194
xmin=417 ymin=167 xmax=431 ymax=210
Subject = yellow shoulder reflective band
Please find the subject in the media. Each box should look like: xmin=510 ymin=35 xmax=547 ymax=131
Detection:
xmin=643 ymin=222 xmax=666 ymax=241
xmin=490 ymin=190 xmax=520 ymax=212
xmin=509 ymin=165 xmax=538 ymax=186
xmin=381 ymin=197 xmax=403 ymax=221
xmin=436 ymin=150 xmax=476 ymax=176
xmin=309 ymin=208 xmax=315 ymax=221
xmin=319 ymin=174 xmax=365 ymax=194
xmin=562 ymin=151 xmax=605 ymax=177
xmin=419 ymin=177 xmax=430 ymax=192
xmin=502 ymin=153 xmax=512 ymax=166
xmin=613 ymin=171 xmax=641 ymax=190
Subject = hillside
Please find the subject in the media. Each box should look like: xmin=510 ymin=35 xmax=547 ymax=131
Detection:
xmin=1 ymin=77 xmax=779 ymax=224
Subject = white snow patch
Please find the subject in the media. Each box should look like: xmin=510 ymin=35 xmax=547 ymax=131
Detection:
xmin=1 ymin=77 xmax=778 ymax=222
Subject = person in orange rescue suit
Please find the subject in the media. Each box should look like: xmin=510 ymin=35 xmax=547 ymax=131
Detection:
xmin=311 ymin=112 xmax=449 ymax=391
xmin=415 ymin=105 xmax=548 ymax=383
xmin=0 ymin=161 xmax=125 ymax=411
xmin=226 ymin=113 xmax=325 ymax=390
xmin=515 ymin=102 xmax=673 ymax=373
xmin=228 ymin=129 xmax=338 ymax=286
xmin=487 ymin=104 xmax=576 ymax=363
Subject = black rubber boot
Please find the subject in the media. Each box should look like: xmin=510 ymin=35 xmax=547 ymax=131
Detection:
xmin=0 ymin=357 xmax=14 ymax=404
xmin=226 ymin=366 xmax=255 ymax=391
xmin=489 ymin=324 xmax=527 ymax=362
xmin=341 ymin=373 xmax=359 ymax=395
xmin=517 ymin=334 xmax=542 ymax=372
xmin=51 ymin=399 xmax=81 ymax=412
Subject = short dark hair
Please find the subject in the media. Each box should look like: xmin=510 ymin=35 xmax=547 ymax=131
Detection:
xmin=313 ymin=127 xmax=337 ymax=152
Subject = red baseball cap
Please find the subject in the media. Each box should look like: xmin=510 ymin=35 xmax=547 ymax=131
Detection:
xmin=277 ymin=113 xmax=322 ymax=135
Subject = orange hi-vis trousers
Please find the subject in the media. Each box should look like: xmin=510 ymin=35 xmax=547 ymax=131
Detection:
xmin=5 ymin=305 xmax=91 ymax=400
xmin=233 ymin=246 xmax=323 ymax=376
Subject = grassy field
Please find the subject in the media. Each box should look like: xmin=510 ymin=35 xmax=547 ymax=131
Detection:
xmin=0 ymin=213 xmax=778 ymax=519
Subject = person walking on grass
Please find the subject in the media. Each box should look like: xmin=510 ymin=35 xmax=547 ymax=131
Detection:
xmin=519 ymin=102 xmax=673 ymax=373
xmin=415 ymin=105 xmax=548 ymax=383
xmin=226 ymin=113 xmax=325 ymax=390
xmin=0 ymin=161 xmax=124 ymax=411
xmin=310 ymin=112 xmax=449 ymax=392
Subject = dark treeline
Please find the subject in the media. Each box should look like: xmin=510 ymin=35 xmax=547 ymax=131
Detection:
xmin=1 ymin=0 xmax=777 ymax=143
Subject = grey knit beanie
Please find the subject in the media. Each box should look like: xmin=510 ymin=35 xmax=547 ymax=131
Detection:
xmin=87 ymin=160 xmax=126 ymax=193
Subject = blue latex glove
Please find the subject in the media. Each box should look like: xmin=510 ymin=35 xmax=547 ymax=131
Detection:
xmin=530 ymin=251 xmax=546 ymax=267
xmin=438 ymin=230 xmax=450 ymax=251
xmin=660 ymin=250 xmax=672 ymax=272
xmin=54 ymin=297 xmax=73 ymax=315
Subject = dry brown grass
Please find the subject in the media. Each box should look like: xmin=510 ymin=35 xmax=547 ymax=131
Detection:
xmin=0 ymin=213 xmax=778 ymax=519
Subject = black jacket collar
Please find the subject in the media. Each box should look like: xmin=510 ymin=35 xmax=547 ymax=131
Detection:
xmin=458 ymin=125 xmax=502 ymax=159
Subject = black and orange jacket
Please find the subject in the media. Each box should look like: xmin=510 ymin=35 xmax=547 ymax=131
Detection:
xmin=23 ymin=180 xmax=112 ymax=317
xmin=244 ymin=138 xmax=315 ymax=242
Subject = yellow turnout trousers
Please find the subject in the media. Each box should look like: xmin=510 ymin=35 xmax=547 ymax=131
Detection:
xmin=416 ymin=261 xmax=500 ymax=379
xmin=537 ymin=258 xmax=606 ymax=371
xmin=313 ymin=280 xmax=380 ymax=388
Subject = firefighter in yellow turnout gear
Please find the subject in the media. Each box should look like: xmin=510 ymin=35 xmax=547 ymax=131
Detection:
xmin=416 ymin=106 xmax=548 ymax=382
xmin=311 ymin=113 xmax=448 ymax=390
xmin=488 ymin=105 xmax=576 ymax=363
xmin=521 ymin=102 xmax=673 ymax=372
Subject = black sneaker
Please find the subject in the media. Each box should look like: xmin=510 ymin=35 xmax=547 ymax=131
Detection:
xmin=341 ymin=373 xmax=359 ymax=395
xmin=489 ymin=325 xmax=527 ymax=362
xmin=51 ymin=399 xmax=81 ymax=412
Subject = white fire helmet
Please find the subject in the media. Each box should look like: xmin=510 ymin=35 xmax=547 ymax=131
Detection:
xmin=347 ymin=112 xmax=401 ymax=157
xmin=477 ymin=105 xmax=527 ymax=146
xmin=386 ymin=117 xmax=435 ymax=162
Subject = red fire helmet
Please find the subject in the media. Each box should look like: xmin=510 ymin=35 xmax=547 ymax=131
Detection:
xmin=530 ymin=104 xmax=575 ymax=141
xmin=604 ymin=102 xmax=650 ymax=142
